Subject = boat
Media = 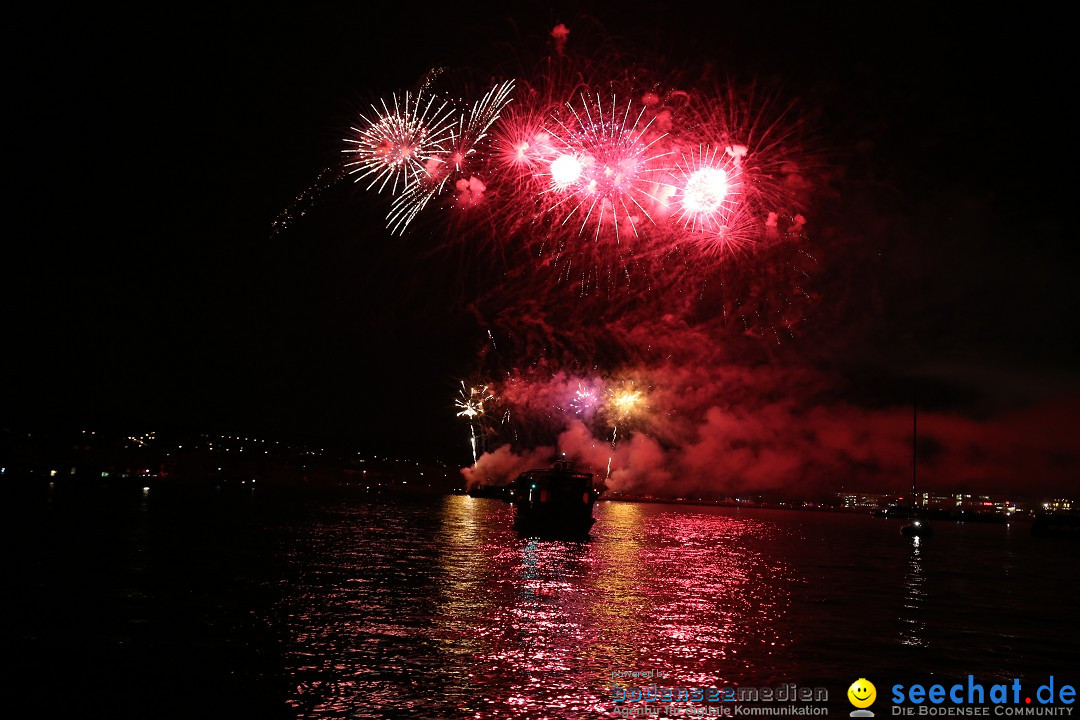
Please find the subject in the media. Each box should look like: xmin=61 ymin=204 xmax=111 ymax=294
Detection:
xmin=1032 ymin=511 xmax=1080 ymax=539
xmin=467 ymin=483 xmax=508 ymax=499
xmin=900 ymin=517 xmax=933 ymax=537
xmin=505 ymin=461 xmax=598 ymax=538
xmin=871 ymin=505 xmax=915 ymax=519
xmin=900 ymin=396 xmax=934 ymax=538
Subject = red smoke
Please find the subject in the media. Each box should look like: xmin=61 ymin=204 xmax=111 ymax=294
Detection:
xmin=462 ymin=361 xmax=1080 ymax=499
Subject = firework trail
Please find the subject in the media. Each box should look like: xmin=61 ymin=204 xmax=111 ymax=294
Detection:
xmin=604 ymin=382 xmax=646 ymax=480
xmin=270 ymin=165 xmax=348 ymax=237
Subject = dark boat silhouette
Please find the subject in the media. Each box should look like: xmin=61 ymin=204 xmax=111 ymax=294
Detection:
xmin=467 ymin=484 xmax=508 ymax=499
xmin=1032 ymin=511 xmax=1080 ymax=539
xmin=506 ymin=461 xmax=598 ymax=538
xmin=900 ymin=517 xmax=933 ymax=537
xmin=871 ymin=505 xmax=916 ymax=519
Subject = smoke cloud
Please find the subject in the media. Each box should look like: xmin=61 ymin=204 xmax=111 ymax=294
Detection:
xmin=462 ymin=361 xmax=1080 ymax=499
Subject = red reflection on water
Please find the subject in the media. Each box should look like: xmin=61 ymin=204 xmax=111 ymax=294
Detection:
xmin=434 ymin=500 xmax=794 ymax=718
xmin=279 ymin=499 xmax=797 ymax=718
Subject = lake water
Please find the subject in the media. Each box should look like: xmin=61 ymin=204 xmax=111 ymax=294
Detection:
xmin=6 ymin=487 xmax=1077 ymax=718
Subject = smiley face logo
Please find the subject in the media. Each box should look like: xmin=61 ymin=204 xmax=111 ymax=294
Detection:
xmin=848 ymin=678 xmax=876 ymax=709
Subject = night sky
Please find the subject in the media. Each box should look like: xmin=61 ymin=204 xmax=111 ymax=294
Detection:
xmin=7 ymin=3 xmax=1077 ymax=484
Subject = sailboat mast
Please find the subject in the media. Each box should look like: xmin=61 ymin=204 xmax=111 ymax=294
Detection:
xmin=912 ymin=395 xmax=917 ymax=508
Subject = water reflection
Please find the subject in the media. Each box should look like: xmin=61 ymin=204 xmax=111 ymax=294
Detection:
xmin=633 ymin=509 xmax=794 ymax=703
xmin=584 ymin=502 xmax=649 ymax=678
xmin=899 ymin=536 xmax=927 ymax=647
xmin=279 ymin=502 xmax=449 ymax=716
xmin=276 ymin=499 xmax=811 ymax=717
xmin=275 ymin=498 xmax=802 ymax=717
xmin=19 ymin=486 xmax=1078 ymax=717
xmin=432 ymin=497 xmax=606 ymax=716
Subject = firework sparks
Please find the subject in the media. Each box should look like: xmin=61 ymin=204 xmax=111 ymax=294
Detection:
xmin=382 ymin=80 xmax=515 ymax=233
xmin=569 ymin=382 xmax=601 ymax=415
xmin=343 ymin=89 xmax=456 ymax=195
xmin=330 ymin=54 xmax=811 ymax=275
xmin=455 ymin=382 xmax=495 ymax=464
xmin=299 ymin=24 xmax=823 ymax=485
xmin=541 ymin=93 xmax=671 ymax=242
xmin=608 ymin=384 xmax=645 ymax=421
xmin=670 ymin=145 xmax=741 ymax=232
xmin=603 ymin=381 xmax=648 ymax=480
xmin=455 ymin=382 xmax=494 ymax=419
xmin=549 ymin=153 xmax=585 ymax=189
xmin=455 ymin=80 xmax=516 ymax=163
xmin=270 ymin=166 xmax=346 ymax=237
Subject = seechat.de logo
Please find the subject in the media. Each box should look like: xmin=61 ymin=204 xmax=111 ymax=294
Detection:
xmin=849 ymin=679 xmax=878 ymax=717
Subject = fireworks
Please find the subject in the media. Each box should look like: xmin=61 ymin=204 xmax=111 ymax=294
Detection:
xmin=569 ymin=383 xmax=600 ymax=415
xmin=608 ymin=385 xmax=645 ymax=420
xmin=310 ymin=23 xmax=821 ymax=478
xmin=335 ymin=63 xmax=809 ymax=250
xmin=682 ymin=168 xmax=729 ymax=215
xmin=453 ymin=80 xmax=516 ymax=168
xmin=549 ymin=153 xmax=584 ymax=189
xmin=343 ymin=90 xmax=456 ymax=195
xmin=455 ymin=383 xmax=494 ymax=419
xmin=600 ymin=381 xmax=649 ymax=480
xmin=324 ymin=46 xmax=815 ymax=317
xmin=348 ymin=81 xmax=515 ymax=234
xmin=538 ymin=94 xmax=670 ymax=241
xmin=456 ymin=382 xmax=495 ymax=464
xmin=670 ymin=145 xmax=741 ymax=233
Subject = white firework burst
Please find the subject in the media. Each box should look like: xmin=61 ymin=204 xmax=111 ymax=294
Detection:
xmin=343 ymin=89 xmax=456 ymax=195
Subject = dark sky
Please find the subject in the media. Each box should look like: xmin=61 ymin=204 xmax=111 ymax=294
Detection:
xmin=6 ymin=3 xmax=1076 ymax=464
